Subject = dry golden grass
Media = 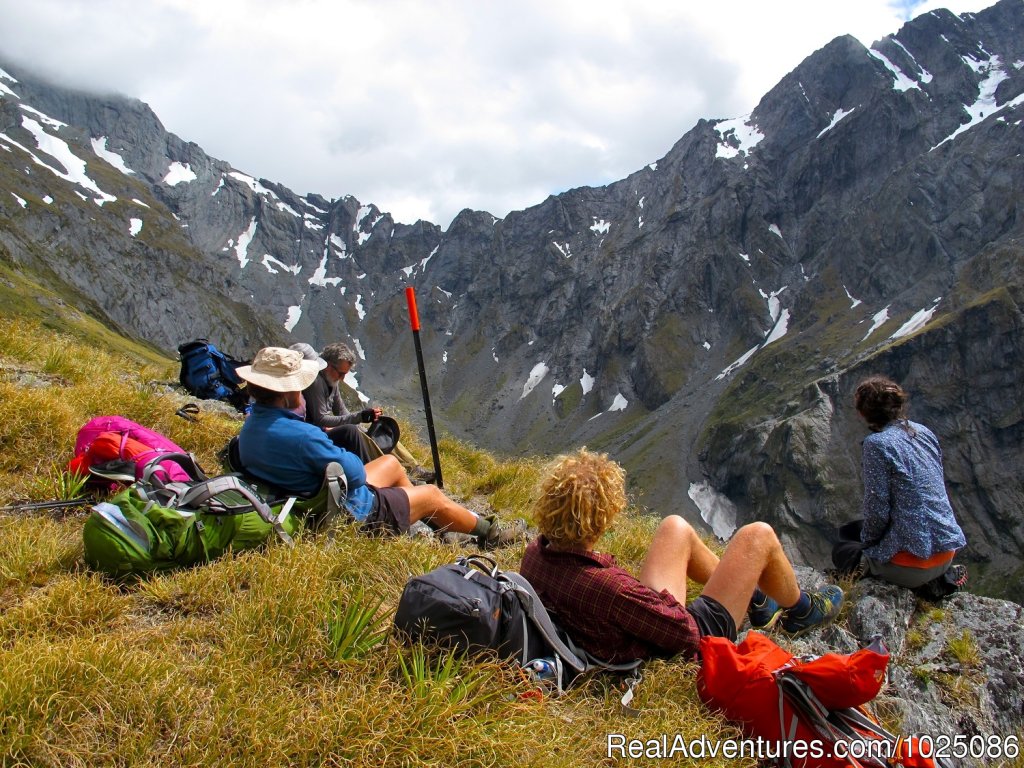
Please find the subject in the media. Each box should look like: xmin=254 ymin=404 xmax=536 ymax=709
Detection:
xmin=0 ymin=317 xmax=754 ymax=768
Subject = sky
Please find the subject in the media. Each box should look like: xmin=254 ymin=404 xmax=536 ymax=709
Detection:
xmin=0 ymin=0 xmax=997 ymax=228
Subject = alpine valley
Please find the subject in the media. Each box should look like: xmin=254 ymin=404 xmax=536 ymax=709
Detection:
xmin=1 ymin=1 xmax=1022 ymax=599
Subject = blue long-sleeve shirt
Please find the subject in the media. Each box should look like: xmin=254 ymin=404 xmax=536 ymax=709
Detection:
xmin=238 ymin=403 xmax=374 ymax=519
xmin=860 ymin=420 xmax=966 ymax=562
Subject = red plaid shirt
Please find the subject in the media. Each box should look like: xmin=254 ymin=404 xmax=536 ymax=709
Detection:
xmin=520 ymin=536 xmax=700 ymax=664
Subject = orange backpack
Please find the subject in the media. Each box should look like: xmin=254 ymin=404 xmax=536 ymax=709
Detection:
xmin=697 ymin=632 xmax=946 ymax=768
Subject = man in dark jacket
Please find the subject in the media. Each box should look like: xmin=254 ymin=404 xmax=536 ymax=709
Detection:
xmin=302 ymin=342 xmax=434 ymax=482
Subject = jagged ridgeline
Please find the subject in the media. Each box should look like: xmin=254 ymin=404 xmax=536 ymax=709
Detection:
xmin=0 ymin=1 xmax=1022 ymax=598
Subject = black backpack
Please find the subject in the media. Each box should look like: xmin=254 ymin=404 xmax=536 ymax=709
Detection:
xmin=393 ymin=555 xmax=641 ymax=695
xmin=177 ymin=339 xmax=248 ymax=410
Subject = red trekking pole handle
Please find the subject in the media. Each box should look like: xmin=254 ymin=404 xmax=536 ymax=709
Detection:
xmin=405 ymin=287 xmax=442 ymax=487
xmin=406 ymin=287 xmax=421 ymax=332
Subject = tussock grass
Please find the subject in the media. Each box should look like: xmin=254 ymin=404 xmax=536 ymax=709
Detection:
xmin=435 ymin=436 xmax=545 ymax=515
xmin=0 ymin=517 xmax=82 ymax=591
xmin=0 ymin=316 xmax=757 ymax=767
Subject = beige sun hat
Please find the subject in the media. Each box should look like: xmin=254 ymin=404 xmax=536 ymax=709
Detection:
xmin=236 ymin=347 xmax=320 ymax=392
xmin=288 ymin=342 xmax=328 ymax=370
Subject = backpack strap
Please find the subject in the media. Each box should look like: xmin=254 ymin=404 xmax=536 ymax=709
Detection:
xmin=176 ymin=475 xmax=294 ymax=547
xmin=502 ymin=571 xmax=589 ymax=676
xmin=319 ymin=461 xmax=350 ymax=530
xmin=504 ymin=572 xmax=644 ymax=671
xmin=777 ymin=673 xmax=882 ymax=768
xmin=503 ymin=569 xmax=645 ymax=708
xmin=459 ymin=554 xmax=499 ymax=578
xmin=140 ymin=452 xmax=208 ymax=487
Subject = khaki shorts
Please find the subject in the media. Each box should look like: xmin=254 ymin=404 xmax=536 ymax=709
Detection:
xmin=866 ymin=557 xmax=951 ymax=588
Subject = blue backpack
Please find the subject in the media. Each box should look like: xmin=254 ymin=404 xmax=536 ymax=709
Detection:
xmin=177 ymin=339 xmax=247 ymax=409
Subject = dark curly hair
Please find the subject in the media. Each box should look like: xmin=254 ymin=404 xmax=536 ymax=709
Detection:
xmin=854 ymin=375 xmax=910 ymax=432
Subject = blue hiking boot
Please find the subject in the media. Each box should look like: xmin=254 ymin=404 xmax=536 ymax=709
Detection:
xmin=780 ymin=586 xmax=844 ymax=637
xmin=748 ymin=594 xmax=783 ymax=630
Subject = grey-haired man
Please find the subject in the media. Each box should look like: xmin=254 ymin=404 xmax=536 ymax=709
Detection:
xmin=301 ymin=342 xmax=435 ymax=483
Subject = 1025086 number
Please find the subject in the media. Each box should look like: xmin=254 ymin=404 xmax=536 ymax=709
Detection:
xmin=914 ymin=734 xmax=1019 ymax=760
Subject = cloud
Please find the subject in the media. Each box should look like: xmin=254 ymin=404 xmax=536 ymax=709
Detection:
xmin=0 ymin=0 xmax=997 ymax=227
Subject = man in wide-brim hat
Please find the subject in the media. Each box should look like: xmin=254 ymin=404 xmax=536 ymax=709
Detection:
xmin=235 ymin=347 xmax=523 ymax=546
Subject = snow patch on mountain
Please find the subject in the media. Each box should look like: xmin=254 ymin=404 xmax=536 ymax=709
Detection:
xmin=890 ymin=298 xmax=942 ymax=340
xmin=933 ymin=55 xmax=1018 ymax=148
xmin=869 ymin=48 xmax=921 ymax=91
xmin=817 ymin=107 xmax=856 ymax=138
xmin=91 ymin=137 xmax=135 ymax=175
xmin=863 ymin=306 xmax=891 ymax=340
xmin=233 ymin=218 xmax=258 ymax=268
xmin=521 ymin=362 xmax=549 ymax=399
xmin=714 ymin=115 xmax=764 ymax=159
xmin=8 ymin=116 xmax=116 ymax=204
xmin=261 ymin=255 xmax=301 ymax=276
xmin=580 ymin=369 xmax=595 ymax=395
xmin=309 ymin=255 xmax=342 ymax=287
xmin=688 ymin=482 xmax=737 ymax=540
xmin=163 ymin=161 xmax=197 ymax=186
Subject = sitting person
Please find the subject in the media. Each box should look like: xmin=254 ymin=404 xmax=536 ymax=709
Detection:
xmin=852 ymin=375 xmax=967 ymax=592
xmin=520 ymin=448 xmax=843 ymax=664
xmin=301 ymin=341 xmax=435 ymax=482
xmin=236 ymin=347 xmax=523 ymax=546
xmin=289 ymin=343 xmax=375 ymax=465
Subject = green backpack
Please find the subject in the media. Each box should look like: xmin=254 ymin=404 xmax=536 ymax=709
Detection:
xmin=83 ymin=453 xmax=306 ymax=578
xmin=218 ymin=437 xmax=352 ymax=532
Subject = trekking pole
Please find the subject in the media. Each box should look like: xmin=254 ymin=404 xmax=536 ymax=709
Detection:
xmin=0 ymin=498 xmax=88 ymax=513
xmin=405 ymin=286 xmax=443 ymax=488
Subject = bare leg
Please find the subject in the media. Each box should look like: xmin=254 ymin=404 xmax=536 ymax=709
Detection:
xmin=701 ymin=522 xmax=802 ymax=629
xmin=364 ymin=455 xmax=476 ymax=532
xmin=364 ymin=455 xmax=411 ymax=488
xmin=638 ymin=516 xmax=721 ymax=604
xmin=403 ymin=484 xmax=478 ymax=532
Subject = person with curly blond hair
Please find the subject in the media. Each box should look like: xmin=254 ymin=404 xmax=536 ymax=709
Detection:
xmin=520 ymin=448 xmax=844 ymax=664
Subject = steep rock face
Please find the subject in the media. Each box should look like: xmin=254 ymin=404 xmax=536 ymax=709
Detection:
xmin=1 ymin=2 xmax=1023 ymax=598
xmin=0 ymin=62 xmax=446 ymax=358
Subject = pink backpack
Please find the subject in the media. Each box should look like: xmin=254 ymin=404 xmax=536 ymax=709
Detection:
xmin=68 ymin=416 xmax=193 ymax=486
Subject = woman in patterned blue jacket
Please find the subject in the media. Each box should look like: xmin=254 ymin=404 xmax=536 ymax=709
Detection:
xmin=854 ymin=375 xmax=967 ymax=589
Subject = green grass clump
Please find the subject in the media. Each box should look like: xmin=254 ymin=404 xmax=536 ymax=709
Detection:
xmin=947 ymin=629 xmax=981 ymax=668
xmin=326 ymin=587 xmax=389 ymax=661
xmin=0 ymin=516 xmax=82 ymax=592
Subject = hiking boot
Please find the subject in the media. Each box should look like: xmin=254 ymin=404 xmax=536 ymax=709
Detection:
xmin=440 ymin=530 xmax=479 ymax=546
xmin=748 ymin=594 xmax=783 ymax=630
xmin=944 ymin=563 xmax=968 ymax=591
xmin=780 ymin=586 xmax=844 ymax=637
xmin=914 ymin=564 xmax=968 ymax=601
xmin=409 ymin=465 xmax=436 ymax=484
xmin=477 ymin=516 xmax=529 ymax=550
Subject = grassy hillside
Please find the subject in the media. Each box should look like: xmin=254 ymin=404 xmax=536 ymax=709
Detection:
xmin=0 ymin=317 xmax=746 ymax=768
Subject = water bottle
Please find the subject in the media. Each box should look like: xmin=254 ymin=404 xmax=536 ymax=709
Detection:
xmin=525 ymin=657 xmax=556 ymax=682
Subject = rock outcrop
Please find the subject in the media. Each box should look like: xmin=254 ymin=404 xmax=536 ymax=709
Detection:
xmin=790 ymin=571 xmax=1024 ymax=764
